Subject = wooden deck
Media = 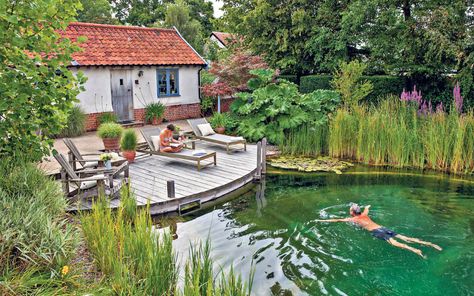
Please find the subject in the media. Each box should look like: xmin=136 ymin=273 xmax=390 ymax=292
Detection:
xmin=69 ymin=142 xmax=259 ymax=214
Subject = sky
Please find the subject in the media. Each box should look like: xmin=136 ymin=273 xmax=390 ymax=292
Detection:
xmin=210 ymin=0 xmax=224 ymax=18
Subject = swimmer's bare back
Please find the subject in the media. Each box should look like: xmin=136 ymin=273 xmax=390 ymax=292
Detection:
xmin=316 ymin=204 xmax=442 ymax=258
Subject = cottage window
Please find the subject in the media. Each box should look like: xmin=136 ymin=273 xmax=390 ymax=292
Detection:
xmin=157 ymin=69 xmax=179 ymax=97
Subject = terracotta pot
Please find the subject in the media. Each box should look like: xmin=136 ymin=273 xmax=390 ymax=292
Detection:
xmin=122 ymin=150 xmax=136 ymax=163
xmin=102 ymin=137 xmax=120 ymax=151
xmin=215 ymin=127 xmax=225 ymax=134
xmin=151 ymin=116 xmax=163 ymax=125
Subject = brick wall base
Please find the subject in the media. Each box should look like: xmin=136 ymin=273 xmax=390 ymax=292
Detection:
xmin=86 ymin=103 xmax=202 ymax=131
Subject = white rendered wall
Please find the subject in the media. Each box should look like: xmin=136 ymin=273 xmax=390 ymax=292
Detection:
xmin=72 ymin=67 xmax=113 ymax=114
xmin=132 ymin=66 xmax=201 ymax=109
xmin=73 ymin=66 xmax=201 ymax=114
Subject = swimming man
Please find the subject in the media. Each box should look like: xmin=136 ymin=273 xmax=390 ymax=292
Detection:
xmin=316 ymin=204 xmax=442 ymax=258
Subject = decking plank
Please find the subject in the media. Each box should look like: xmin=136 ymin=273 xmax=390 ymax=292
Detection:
xmin=69 ymin=143 xmax=259 ymax=212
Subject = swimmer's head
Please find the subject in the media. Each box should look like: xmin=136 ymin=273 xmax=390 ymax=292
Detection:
xmin=349 ymin=203 xmax=362 ymax=216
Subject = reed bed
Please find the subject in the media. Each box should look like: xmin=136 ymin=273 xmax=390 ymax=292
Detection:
xmin=281 ymin=97 xmax=474 ymax=174
xmin=81 ymin=186 xmax=253 ymax=296
xmin=280 ymin=123 xmax=328 ymax=157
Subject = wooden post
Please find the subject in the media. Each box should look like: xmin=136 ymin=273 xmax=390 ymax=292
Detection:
xmin=262 ymin=138 xmax=267 ymax=175
xmin=256 ymin=141 xmax=262 ymax=180
xmin=167 ymin=180 xmax=175 ymax=198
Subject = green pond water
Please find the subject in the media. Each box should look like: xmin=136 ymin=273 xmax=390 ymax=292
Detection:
xmin=170 ymin=168 xmax=474 ymax=296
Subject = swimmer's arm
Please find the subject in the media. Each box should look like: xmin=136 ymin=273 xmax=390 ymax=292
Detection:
xmin=362 ymin=205 xmax=371 ymax=215
xmin=315 ymin=218 xmax=352 ymax=223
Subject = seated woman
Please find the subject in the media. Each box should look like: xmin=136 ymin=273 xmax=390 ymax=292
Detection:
xmin=160 ymin=124 xmax=183 ymax=153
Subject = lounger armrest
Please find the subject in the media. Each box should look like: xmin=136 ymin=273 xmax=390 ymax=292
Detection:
xmin=81 ymin=153 xmax=103 ymax=156
xmin=112 ymin=162 xmax=129 ymax=177
xmin=68 ymin=176 xmax=108 ymax=182
xmin=69 ymin=159 xmax=101 ymax=162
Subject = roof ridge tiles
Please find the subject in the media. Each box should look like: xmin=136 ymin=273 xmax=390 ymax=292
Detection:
xmin=68 ymin=22 xmax=176 ymax=32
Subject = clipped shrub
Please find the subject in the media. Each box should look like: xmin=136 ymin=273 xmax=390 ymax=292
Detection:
xmin=300 ymin=75 xmax=406 ymax=104
xmin=98 ymin=112 xmax=118 ymax=124
xmin=300 ymin=75 xmax=332 ymax=93
xmin=121 ymin=129 xmax=138 ymax=151
xmin=97 ymin=122 xmax=123 ymax=139
xmin=59 ymin=105 xmax=87 ymax=138
xmin=278 ymin=75 xmax=298 ymax=84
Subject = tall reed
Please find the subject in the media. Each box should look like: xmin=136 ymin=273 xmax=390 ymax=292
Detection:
xmin=326 ymin=96 xmax=474 ymax=174
xmin=280 ymin=123 xmax=328 ymax=157
xmin=81 ymin=186 xmax=253 ymax=295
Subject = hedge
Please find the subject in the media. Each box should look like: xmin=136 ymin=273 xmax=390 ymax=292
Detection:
xmin=279 ymin=75 xmax=298 ymax=84
xmin=300 ymin=75 xmax=407 ymax=103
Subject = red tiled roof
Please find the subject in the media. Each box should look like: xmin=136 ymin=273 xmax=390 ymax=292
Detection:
xmin=61 ymin=22 xmax=206 ymax=66
xmin=211 ymin=31 xmax=236 ymax=47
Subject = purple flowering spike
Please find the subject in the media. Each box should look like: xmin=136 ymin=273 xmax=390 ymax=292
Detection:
xmin=436 ymin=102 xmax=444 ymax=113
xmin=453 ymin=82 xmax=463 ymax=113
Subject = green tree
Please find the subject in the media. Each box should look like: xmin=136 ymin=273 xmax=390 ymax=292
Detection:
xmin=77 ymin=0 xmax=117 ymax=24
xmin=0 ymin=0 xmax=85 ymax=162
xmin=111 ymin=0 xmax=165 ymax=26
xmin=164 ymin=0 xmax=215 ymax=36
xmin=220 ymin=0 xmax=352 ymax=76
xmin=164 ymin=0 xmax=204 ymax=53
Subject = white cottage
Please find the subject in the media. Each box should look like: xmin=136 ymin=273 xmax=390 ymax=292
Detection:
xmin=61 ymin=22 xmax=207 ymax=130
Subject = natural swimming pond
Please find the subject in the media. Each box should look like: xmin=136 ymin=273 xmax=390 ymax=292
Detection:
xmin=171 ymin=168 xmax=474 ymax=296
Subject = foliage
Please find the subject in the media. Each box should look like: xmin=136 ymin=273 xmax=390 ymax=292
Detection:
xmin=220 ymin=0 xmax=350 ymax=76
xmin=97 ymin=123 xmax=123 ymax=139
xmin=220 ymin=0 xmax=473 ymax=104
xmin=200 ymin=97 xmax=215 ymax=116
xmin=209 ymin=112 xmax=231 ymax=128
xmin=179 ymin=0 xmax=215 ymax=36
xmin=202 ymin=48 xmax=269 ymax=97
xmin=81 ymin=187 xmax=254 ymax=295
xmin=299 ymin=75 xmax=333 ymax=93
xmin=145 ymin=102 xmax=166 ymax=122
xmin=0 ymin=0 xmax=85 ymax=162
xmin=231 ymin=69 xmax=340 ymax=143
xmin=98 ymin=112 xmax=118 ymax=124
xmin=121 ymin=129 xmax=138 ymax=151
xmin=331 ymin=61 xmax=373 ymax=108
xmin=278 ymin=75 xmax=298 ymax=85
xmin=0 ymin=161 xmax=77 ymax=276
xmin=164 ymin=0 xmax=204 ymax=53
xmin=59 ymin=106 xmax=87 ymax=138
xmin=77 ymin=0 xmax=117 ymax=24
xmin=113 ymin=0 xmax=165 ymax=26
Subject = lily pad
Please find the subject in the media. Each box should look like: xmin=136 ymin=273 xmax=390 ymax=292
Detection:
xmin=268 ymin=156 xmax=353 ymax=174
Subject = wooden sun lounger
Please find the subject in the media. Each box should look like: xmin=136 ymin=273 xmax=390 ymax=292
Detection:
xmin=187 ymin=118 xmax=247 ymax=154
xmin=138 ymin=127 xmax=217 ymax=171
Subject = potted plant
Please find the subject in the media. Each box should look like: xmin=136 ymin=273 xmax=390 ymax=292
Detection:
xmin=99 ymin=152 xmax=119 ymax=169
xmin=97 ymin=122 xmax=123 ymax=151
xmin=210 ymin=112 xmax=228 ymax=134
xmin=121 ymin=129 xmax=138 ymax=162
xmin=145 ymin=102 xmax=166 ymax=125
